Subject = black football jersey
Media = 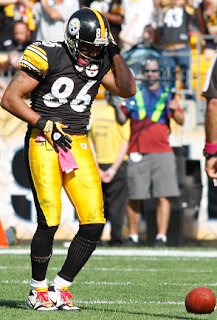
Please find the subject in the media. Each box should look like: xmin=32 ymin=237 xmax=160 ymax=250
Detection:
xmin=21 ymin=40 xmax=112 ymax=134
xmin=160 ymin=6 xmax=192 ymax=44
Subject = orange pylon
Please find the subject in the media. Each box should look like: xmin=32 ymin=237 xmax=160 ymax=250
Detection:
xmin=0 ymin=219 xmax=9 ymax=247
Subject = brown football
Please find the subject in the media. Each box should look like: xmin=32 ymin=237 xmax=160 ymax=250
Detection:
xmin=185 ymin=287 xmax=216 ymax=314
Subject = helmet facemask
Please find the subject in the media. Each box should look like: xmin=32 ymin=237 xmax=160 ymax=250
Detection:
xmin=67 ymin=39 xmax=106 ymax=70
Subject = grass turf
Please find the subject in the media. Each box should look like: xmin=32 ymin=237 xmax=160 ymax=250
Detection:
xmin=0 ymin=246 xmax=217 ymax=319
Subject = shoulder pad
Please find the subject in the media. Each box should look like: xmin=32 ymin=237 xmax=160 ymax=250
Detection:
xmin=21 ymin=42 xmax=49 ymax=79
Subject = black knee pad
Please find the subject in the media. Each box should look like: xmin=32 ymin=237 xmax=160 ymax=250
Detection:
xmin=77 ymin=224 xmax=104 ymax=242
xmin=31 ymin=225 xmax=58 ymax=257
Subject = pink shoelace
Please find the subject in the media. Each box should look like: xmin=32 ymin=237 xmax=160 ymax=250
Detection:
xmin=58 ymin=289 xmax=73 ymax=305
xmin=37 ymin=291 xmax=53 ymax=307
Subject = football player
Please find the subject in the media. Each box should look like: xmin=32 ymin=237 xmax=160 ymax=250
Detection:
xmin=1 ymin=8 xmax=136 ymax=311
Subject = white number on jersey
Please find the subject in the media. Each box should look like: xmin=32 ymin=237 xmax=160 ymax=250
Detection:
xmin=41 ymin=40 xmax=62 ymax=48
xmin=164 ymin=7 xmax=183 ymax=28
xmin=43 ymin=77 xmax=97 ymax=112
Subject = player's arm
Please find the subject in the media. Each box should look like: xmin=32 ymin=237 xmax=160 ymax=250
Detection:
xmin=102 ymin=55 xmax=136 ymax=98
xmin=205 ymin=98 xmax=217 ymax=143
xmin=204 ymin=98 xmax=217 ymax=180
xmin=1 ymin=70 xmax=41 ymax=126
xmin=1 ymin=69 xmax=72 ymax=152
xmin=101 ymin=39 xmax=136 ymax=98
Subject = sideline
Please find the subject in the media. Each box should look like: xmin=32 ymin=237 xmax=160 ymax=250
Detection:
xmin=1 ymin=247 xmax=217 ymax=258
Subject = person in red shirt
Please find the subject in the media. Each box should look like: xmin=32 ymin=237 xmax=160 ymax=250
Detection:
xmin=114 ymin=56 xmax=184 ymax=247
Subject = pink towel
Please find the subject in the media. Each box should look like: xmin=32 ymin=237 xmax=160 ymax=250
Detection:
xmin=35 ymin=134 xmax=78 ymax=173
xmin=35 ymin=133 xmax=46 ymax=142
xmin=58 ymin=147 xmax=79 ymax=174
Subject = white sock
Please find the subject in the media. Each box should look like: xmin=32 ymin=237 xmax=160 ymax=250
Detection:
xmin=51 ymin=274 xmax=72 ymax=290
xmin=156 ymin=234 xmax=167 ymax=243
xmin=30 ymin=278 xmax=48 ymax=291
xmin=129 ymin=234 xmax=139 ymax=243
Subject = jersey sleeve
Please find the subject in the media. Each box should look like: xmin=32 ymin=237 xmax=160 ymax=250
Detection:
xmin=202 ymin=54 xmax=217 ymax=99
xmin=20 ymin=43 xmax=49 ymax=81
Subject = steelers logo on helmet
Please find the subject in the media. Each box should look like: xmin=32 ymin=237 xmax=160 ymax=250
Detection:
xmin=85 ymin=64 xmax=99 ymax=77
xmin=68 ymin=18 xmax=80 ymax=36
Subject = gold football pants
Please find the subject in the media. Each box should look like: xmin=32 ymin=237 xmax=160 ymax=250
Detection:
xmin=24 ymin=128 xmax=105 ymax=227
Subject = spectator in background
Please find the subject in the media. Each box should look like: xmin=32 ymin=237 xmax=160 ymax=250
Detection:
xmin=81 ymin=0 xmax=123 ymax=46
xmin=88 ymin=92 xmax=130 ymax=246
xmin=24 ymin=0 xmax=79 ymax=41
xmin=2 ymin=20 xmax=31 ymax=52
xmin=155 ymin=0 xmax=194 ymax=97
xmin=119 ymin=16 xmax=160 ymax=51
xmin=120 ymin=0 xmax=154 ymax=52
xmin=1 ymin=21 xmax=31 ymax=71
xmin=0 ymin=53 xmax=10 ymax=71
xmin=0 ymin=0 xmax=36 ymax=50
xmin=114 ymin=56 xmax=184 ymax=247
xmin=5 ymin=226 xmax=19 ymax=245
xmin=197 ymin=0 xmax=217 ymax=58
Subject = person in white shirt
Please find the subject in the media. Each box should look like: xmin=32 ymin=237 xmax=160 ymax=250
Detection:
xmin=120 ymin=0 xmax=154 ymax=52
xmin=25 ymin=0 xmax=80 ymax=41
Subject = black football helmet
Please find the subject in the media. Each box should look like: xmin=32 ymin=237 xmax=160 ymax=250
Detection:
xmin=64 ymin=8 xmax=110 ymax=68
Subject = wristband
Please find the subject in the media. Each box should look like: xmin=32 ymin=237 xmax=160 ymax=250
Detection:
xmin=204 ymin=141 xmax=217 ymax=153
xmin=108 ymin=167 xmax=116 ymax=175
xmin=203 ymin=150 xmax=217 ymax=159
xmin=203 ymin=141 xmax=217 ymax=158
xmin=36 ymin=117 xmax=47 ymax=130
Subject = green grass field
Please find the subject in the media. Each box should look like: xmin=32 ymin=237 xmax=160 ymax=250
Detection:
xmin=0 ymin=246 xmax=217 ymax=319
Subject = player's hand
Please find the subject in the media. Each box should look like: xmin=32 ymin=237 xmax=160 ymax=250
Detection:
xmin=107 ymin=34 xmax=120 ymax=60
xmin=205 ymin=156 xmax=217 ymax=180
xmin=36 ymin=117 xmax=72 ymax=152
xmin=43 ymin=120 xmax=72 ymax=152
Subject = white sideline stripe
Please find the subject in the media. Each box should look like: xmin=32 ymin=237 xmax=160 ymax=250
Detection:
xmin=0 ymin=266 xmax=214 ymax=274
xmin=2 ymin=279 xmax=217 ymax=288
xmin=1 ymin=248 xmax=217 ymax=258
xmin=74 ymin=300 xmax=185 ymax=306
xmin=2 ymin=299 xmax=185 ymax=306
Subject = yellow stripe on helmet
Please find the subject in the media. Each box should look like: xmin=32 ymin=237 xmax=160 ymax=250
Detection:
xmin=89 ymin=8 xmax=105 ymax=40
